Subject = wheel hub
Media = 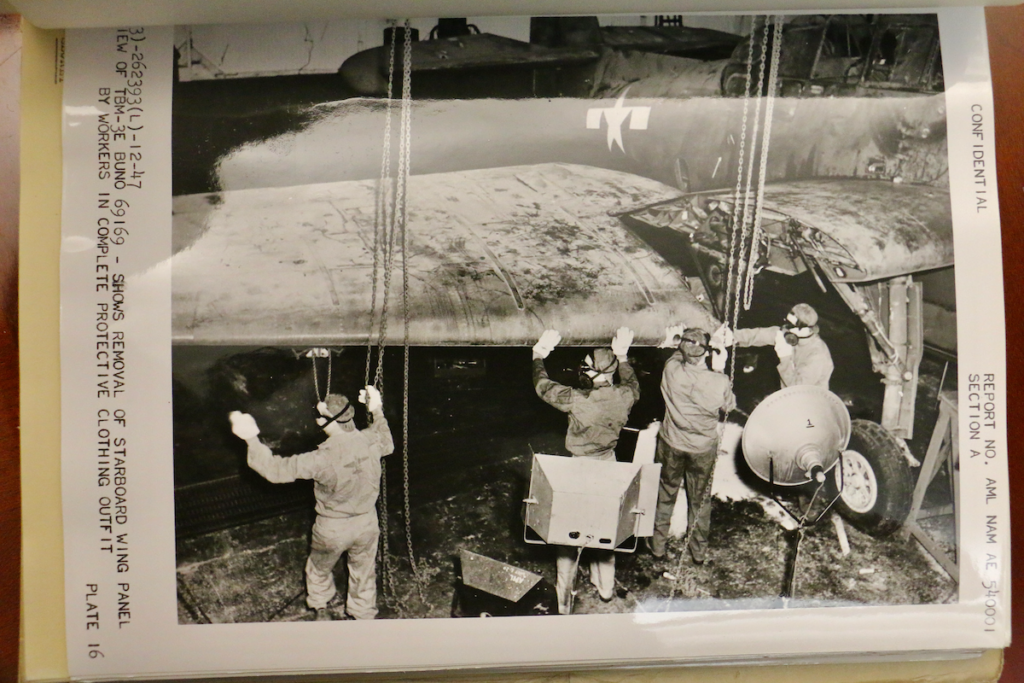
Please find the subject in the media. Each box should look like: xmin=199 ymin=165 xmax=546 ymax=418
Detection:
xmin=839 ymin=449 xmax=878 ymax=513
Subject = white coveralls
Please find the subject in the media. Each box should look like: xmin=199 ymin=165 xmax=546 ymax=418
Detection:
xmin=245 ymin=409 xmax=394 ymax=619
xmin=533 ymin=357 xmax=639 ymax=612
xmin=653 ymin=351 xmax=736 ymax=562
xmin=732 ymin=326 xmax=834 ymax=389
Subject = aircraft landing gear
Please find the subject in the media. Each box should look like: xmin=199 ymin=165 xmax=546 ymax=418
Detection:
xmin=833 ymin=420 xmax=913 ymax=537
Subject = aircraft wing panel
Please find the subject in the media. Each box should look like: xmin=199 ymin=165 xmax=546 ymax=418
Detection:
xmin=758 ymin=180 xmax=953 ymax=282
xmin=170 ymin=163 xmax=718 ymax=346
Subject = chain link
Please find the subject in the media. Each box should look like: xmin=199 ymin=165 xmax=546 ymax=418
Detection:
xmin=743 ymin=16 xmax=784 ymax=311
xmin=374 ymin=17 xmax=412 ymax=391
xmin=371 ymin=20 xmax=421 ymax=613
xmin=397 ymin=21 xmax=420 ymax=581
xmin=669 ymin=16 xmax=784 ymax=608
xmin=378 ymin=452 xmax=397 ymax=606
xmin=725 ymin=17 xmax=760 ymax=383
xmin=311 ymin=351 xmax=332 ymax=403
xmin=725 ymin=16 xmax=759 ymax=308
xmin=371 ymin=20 xmax=399 ymax=612
xmin=728 ymin=17 xmax=770 ymax=348
xmin=367 ymin=20 xmax=398 ymax=388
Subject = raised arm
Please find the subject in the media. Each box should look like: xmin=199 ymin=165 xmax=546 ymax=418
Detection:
xmin=533 ymin=358 xmax=574 ymax=413
xmin=732 ymin=326 xmax=780 ymax=348
xmin=531 ymin=330 xmax=573 ymax=412
xmin=359 ymin=386 xmax=395 ymax=457
xmin=617 ymin=358 xmax=640 ymax=403
xmin=229 ymin=412 xmax=322 ymax=484
xmin=612 ymin=326 xmax=640 ymax=403
xmin=245 ymin=439 xmax=324 ymax=484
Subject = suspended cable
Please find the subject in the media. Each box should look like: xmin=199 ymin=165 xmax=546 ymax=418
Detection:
xmin=365 ymin=20 xmax=399 ymax=389
xmin=725 ymin=16 xmax=760 ymax=315
xmin=310 ymin=349 xmax=332 ymax=404
xmin=730 ymin=17 xmax=771 ymax=328
xmin=724 ymin=16 xmax=759 ymax=382
xmin=371 ymin=20 xmax=400 ymax=606
xmin=396 ymin=20 xmax=420 ymax=579
xmin=668 ymin=17 xmax=785 ymax=610
xmin=366 ymin=20 xmax=420 ymax=611
xmin=743 ymin=16 xmax=784 ymax=311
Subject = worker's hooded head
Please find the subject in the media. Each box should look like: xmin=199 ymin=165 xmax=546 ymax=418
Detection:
xmin=783 ymin=303 xmax=820 ymax=345
xmin=579 ymin=347 xmax=619 ymax=389
xmin=679 ymin=328 xmax=711 ymax=364
xmin=317 ymin=392 xmax=355 ymax=432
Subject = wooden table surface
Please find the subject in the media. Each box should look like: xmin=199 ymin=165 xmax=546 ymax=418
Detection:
xmin=1 ymin=6 xmax=1023 ymax=681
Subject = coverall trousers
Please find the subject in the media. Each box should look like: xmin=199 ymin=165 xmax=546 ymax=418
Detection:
xmin=651 ymin=437 xmax=717 ymax=562
xmin=555 ymin=547 xmax=615 ymax=613
xmin=304 ymin=511 xmax=379 ymax=619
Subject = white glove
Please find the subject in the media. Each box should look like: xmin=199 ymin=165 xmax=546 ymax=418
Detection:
xmin=711 ymin=323 xmax=734 ymax=348
xmin=229 ymin=411 xmax=260 ymax=440
xmin=659 ymin=324 xmax=684 ymax=349
xmin=710 ymin=347 xmax=727 ymax=372
xmin=774 ymin=329 xmax=793 ymax=359
xmin=611 ymin=327 xmax=634 ymax=358
xmin=359 ymin=385 xmax=383 ymax=412
xmin=532 ymin=330 xmax=562 ymax=359
xmin=316 ymin=401 xmax=332 ymax=418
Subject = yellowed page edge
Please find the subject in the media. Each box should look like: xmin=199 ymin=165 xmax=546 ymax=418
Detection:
xmin=13 ymin=12 xmax=1005 ymax=683
xmin=19 ymin=17 xmax=67 ymax=683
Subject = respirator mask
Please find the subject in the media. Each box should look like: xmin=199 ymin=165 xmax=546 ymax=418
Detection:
xmin=781 ymin=312 xmax=815 ymax=346
xmin=578 ymin=352 xmax=619 ymax=390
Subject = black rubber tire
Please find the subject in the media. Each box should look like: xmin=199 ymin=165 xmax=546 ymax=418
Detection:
xmin=833 ymin=419 xmax=913 ymax=537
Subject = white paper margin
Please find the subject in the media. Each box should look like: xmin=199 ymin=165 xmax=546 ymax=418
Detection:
xmin=59 ymin=9 xmax=1010 ymax=680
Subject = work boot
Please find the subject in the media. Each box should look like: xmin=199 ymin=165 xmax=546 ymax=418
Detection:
xmin=689 ymin=547 xmax=712 ymax=567
xmin=643 ymin=538 xmax=666 ymax=559
xmin=311 ymin=592 xmax=344 ymax=621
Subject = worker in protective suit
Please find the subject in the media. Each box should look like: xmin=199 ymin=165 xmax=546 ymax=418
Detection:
xmin=651 ymin=327 xmax=735 ymax=565
xmin=532 ymin=327 xmax=639 ymax=613
xmin=716 ymin=303 xmax=834 ymax=389
xmin=228 ymin=386 xmax=393 ymax=621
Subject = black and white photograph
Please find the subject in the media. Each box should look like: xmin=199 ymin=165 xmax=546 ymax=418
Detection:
xmin=56 ymin=9 xmax=1009 ymax=678
xmin=168 ymin=13 xmax=959 ymax=622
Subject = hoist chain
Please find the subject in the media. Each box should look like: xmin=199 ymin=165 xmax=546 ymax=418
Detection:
xmin=365 ymin=20 xmax=399 ymax=389
xmin=740 ymin=20 xmax=771 ymax=272
xmin=372 ymin=20 xmax=399 ymax=611
xmin=743 ymin=16 xmax=784 ymax=311
xmin=671 ymin=21 xmax=765 ymax=604
xmin=311 ymin=351 xmax=332 ymax=403
xmin=396 ymin=21 xmax=421 ymax=581
xmin=378 ymin=450 xmax=397 ymax=605
xmin=725 ymin=16 xmax=759 ymax=308
xmin=725 ymin=17 xmax=759 ymax=383
xmin=372 ymin=185 xmax=401 ymax=392
xmin=369 ymin=20 xmax=422 ymax=614
xmin=373 ymin=17 xmax=411 ymax=394
xmin=668 ymin=18 xmax=785 ymax=607
xmin=729 ymin=17 xmax=771 ymax=337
